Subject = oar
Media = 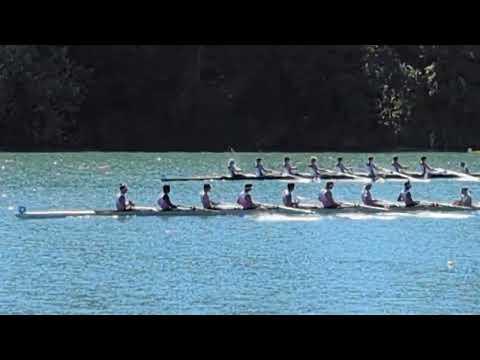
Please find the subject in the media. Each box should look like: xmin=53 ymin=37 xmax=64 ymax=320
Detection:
xmin=436 ymin=168 xmax=480 ymax=182
xmin=378 ymin=166 xmax=423 ymax=182
xmin=350 ymin=166 xmax=384 ymax=182
xmin=312 ymin=166 xmax=369 ymax=182
xmin=260 ymin=203 xmax=313 ymax=214
xmin=342 ymin=201 xmax=390 ymax=212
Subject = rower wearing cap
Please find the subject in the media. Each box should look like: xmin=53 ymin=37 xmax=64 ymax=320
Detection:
xmin=255 ymin=158 xmax=272 ymax=177
xmin=307 ymin=156 xmax=322 ymax=178
xmin=460 ymin=162 xmax=470 ymax=174
xmin=157 ymin=184 xmax=178 ymax=211
xmin=419 ymin=156 xmax=435 ymax=177
xmin=336 ymin=157 xmax=352 ymax=174
xmin=397 ymin=181 xmax=419 ymax=207
xmin=283 ymin=157 xmax=299 ymax=176
xmin=201 ymin=183 xmax=220 ymax=210
xmin=361 ymin=183 xmax=388 ymax=208
xmin=319 ymin=181 xmax=342 ymax=209
xmin=116 ymin=183 xmax=135 ymax=211
xmin=453 ymin=187 xmax=473 ymax=207
xmin=282 ymin=183 xmax=300 ymax=208
xmin=366 ymin=156 xmax=381 ymax=179
xmin=228 ymin=159 xmax=244 ymax=178
xmin=392 ymin=156 xmax=408 ymax=173
xmin=237 ymin=184 xmax=259 ymax=209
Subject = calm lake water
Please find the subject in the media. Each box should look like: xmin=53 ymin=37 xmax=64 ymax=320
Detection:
xmin=1 ymin=152 xmax=480 ymax=314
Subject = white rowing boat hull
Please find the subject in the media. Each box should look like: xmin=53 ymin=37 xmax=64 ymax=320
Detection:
xmin=16 ymin=203 xmax=479 ymax=219
xmin=15 ymin=205 xmax=311 ymax=219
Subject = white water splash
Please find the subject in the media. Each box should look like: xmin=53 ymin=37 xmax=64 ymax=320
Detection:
xmin=336 ymin=213 xmax=399 ymax=221
xmin=408 ymin=212 xmax=473 ymax=219
xmin=253 ymin=214 xmax=322 ymax=222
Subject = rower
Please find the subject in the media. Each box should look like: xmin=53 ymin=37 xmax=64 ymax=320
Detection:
xmin=116 ymin=183 xmax=135 ymax=211
xmin=282 ymin=183 xmax=299 ymax=208
xmin=237 ymin=184 xmax=259 ymax=209
xmin=392 ymin=156 xmax=408 ymax=173
xmin=336 ymin=157 xmax=352 ymax=173
xmin=255 ymin=158 xmax=272 ymax=177
xmin=366 ymin=156 xmax=381 ymax=179
xmin=319 ymin=181 xmax=341 ymax=209
xmin=228 ymin=159 xmax=244 ymax=178
xmin=397 ymin=181 xmax=419 ymax=207
xmin=453 ymin=187 xmax=472 ymax=207
xmin=201 ymin=183 xmax=220 ymax=210
xmin=419 ymin=156 xmax=435 ymax=177
xmin=157 ymin=184 xmax=178 ymax=211
xmin=361 ymin=183 xmax=387 ymax=208
xmin=283 ymin=157 xmax=298 ymax=176
xmin=307 ymin=156 xmax=322 ymax=178
xmin=460 ymin=162 xmax=470 ymax=174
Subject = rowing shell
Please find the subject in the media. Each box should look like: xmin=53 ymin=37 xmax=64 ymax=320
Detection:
xmin=162 ymin=172 xmax=480 ymax=182
xmin=15 ymin=205 xmax=313 ymax=219
xmin=16 ymin=203 xmax=479 ymax=220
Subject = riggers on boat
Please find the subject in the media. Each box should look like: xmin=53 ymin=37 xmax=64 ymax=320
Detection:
xmin=15 ymin=203 xmax=479 ymax=220
xmin=161 ymin=172 xmax=480 ymax=182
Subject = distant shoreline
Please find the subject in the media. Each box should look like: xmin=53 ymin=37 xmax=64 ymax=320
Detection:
xmin=0 ymin=148 xmax=476 ymax=154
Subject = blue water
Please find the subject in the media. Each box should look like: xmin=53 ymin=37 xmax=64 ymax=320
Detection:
xmin=1 ymin=152 xmax=480 ymax=314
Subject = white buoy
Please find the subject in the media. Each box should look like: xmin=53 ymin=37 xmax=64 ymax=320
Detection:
xmin=467 ymin=147 xmax=472 ymax=153
xmin=447 ymin=260 xmax=455 ymax=269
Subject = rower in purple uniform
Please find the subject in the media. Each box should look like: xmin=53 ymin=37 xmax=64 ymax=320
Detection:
xmin=237 ymin=184 xmax=260 ymax=210
xmin=201 ymin=183 xmax=220 ymax=210
xmin=319 ymin=181 xmax=343 ymax=209
xmin=116 ymin=183 xmax=135 ymax=211
xmin=157 ymin=184 xmax=178 ymax=211
xmin=361 ymin=183 xmax=390 ymax=208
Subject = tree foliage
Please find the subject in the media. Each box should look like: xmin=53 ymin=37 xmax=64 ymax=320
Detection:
xmin=1 ymin=45 xmax=480 ymax=151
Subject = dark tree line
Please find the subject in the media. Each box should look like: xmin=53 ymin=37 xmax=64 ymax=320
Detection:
xmin=1 ymin=45 xmax=480 ymax=151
